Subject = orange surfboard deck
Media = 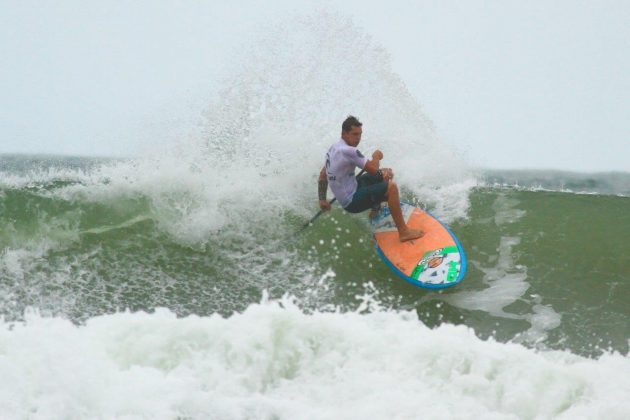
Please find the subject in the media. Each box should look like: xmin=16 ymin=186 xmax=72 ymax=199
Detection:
xmin=370 ymin=202 xmax=466 ymax=289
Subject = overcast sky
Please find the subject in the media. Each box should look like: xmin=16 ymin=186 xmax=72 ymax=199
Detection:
xmin=1 ymin=1 xmax=628 ymax=172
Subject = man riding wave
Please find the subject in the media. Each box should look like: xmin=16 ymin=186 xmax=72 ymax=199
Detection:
xmin=318 ymin=116 xmax=424 ymax=242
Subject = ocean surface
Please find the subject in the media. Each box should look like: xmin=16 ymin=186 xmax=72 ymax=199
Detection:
xmin=1 ymin=13 xmax=629 ymax=420
xmin=1 ymin=155 xmax=629 ymax=419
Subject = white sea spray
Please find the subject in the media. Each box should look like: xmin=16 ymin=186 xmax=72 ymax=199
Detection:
xmin=0 ymin=297 xmax=627 ymax=419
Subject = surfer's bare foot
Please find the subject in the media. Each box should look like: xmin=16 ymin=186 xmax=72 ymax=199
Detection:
xmin=398 ymin=228 xmax=424 ymax=242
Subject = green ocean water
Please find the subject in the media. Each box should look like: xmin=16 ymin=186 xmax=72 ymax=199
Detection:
xmin=1 ymin=155 xmax=628 ymax=358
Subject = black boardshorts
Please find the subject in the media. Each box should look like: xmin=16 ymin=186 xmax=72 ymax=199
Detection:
xmin=343 ymin=173 xmax=389 ymax=214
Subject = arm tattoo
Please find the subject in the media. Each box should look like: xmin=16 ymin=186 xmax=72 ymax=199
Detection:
xmin=318 ymin=179 xmax=328 ymax=201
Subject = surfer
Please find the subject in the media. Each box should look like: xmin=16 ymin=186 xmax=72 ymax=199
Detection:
xmin=318 ymin=116 xmax=424 ymax=242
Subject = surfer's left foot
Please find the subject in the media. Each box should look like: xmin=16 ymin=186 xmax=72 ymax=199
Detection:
xmin=399 ymin=228 xmax=424 ymax=242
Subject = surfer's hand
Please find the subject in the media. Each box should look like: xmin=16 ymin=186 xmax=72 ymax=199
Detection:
xmin=319 ymin=200 xmax=331 ymax=211
xmin=372 ymin=150 xmax=383 ymax=160
xmin=381 ymin=168 xmax=394 ymax=181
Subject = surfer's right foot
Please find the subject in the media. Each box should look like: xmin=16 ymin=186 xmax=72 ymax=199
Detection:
xmin=398 ymin=228 xmax=424 ymax=242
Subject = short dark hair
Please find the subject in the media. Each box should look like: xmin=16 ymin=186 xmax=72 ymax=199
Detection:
xmin=342 ymin=115 xmax=362 ymax=133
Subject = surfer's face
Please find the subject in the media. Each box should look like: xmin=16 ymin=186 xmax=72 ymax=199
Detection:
xmin=342 ymin=126 xmax=362 ymax=147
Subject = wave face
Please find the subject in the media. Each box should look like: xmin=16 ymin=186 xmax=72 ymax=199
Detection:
xmin=1 ymin=155 xmax=628 ymax=353
xmin=1 ymin=12 xmax=628 ymax=420
xmin=1 ymin=160 xmax=629 ymax=419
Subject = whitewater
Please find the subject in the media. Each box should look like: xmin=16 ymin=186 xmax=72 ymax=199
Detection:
xmin=0 ymin=298 xmax=627 ymax=419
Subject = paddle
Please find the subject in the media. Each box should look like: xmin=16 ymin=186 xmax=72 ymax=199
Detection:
xmin=297 ymin=168 xmax=366 ymax=234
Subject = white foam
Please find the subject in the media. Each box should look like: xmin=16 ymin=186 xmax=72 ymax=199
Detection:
xmin=492 ymin=194 xmax=527 ymax=226
xmin=515 ymin=301 xmax=564 ymax=346
xmin=0 ymin=298 xmax=627 ymax=419
xmin=441 ymin=236 xmax=529 ymax=319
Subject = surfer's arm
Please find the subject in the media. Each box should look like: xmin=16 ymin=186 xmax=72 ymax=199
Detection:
xmin=363 ymin=150 xmax=383 ymax=175
xmin=318 ymin=167 xmax=331 ymax=211
xmin=318 ymin=166 xmax=328 ymax=199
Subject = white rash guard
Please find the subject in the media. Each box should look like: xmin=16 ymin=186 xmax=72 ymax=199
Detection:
xmin=324 ymin=139 xmax=368 ymax=208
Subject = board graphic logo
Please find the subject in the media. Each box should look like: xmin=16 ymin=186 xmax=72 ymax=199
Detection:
xmin=411 ymin=246 xmax=461 ymax=284
xmin=427 ymin=256 xmax=445 ymax=268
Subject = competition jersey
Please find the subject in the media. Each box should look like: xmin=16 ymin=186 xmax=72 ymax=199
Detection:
xmin=324 ymin=139 xmax=368 ymax=208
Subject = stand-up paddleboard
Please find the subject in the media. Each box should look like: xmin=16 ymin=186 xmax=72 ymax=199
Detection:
xmin=370 ymin=202 xmax=466 ymax=289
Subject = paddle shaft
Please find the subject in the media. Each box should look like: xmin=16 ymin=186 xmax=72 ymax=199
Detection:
xmin=298 ymin=168 xmax=366 ymax=233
